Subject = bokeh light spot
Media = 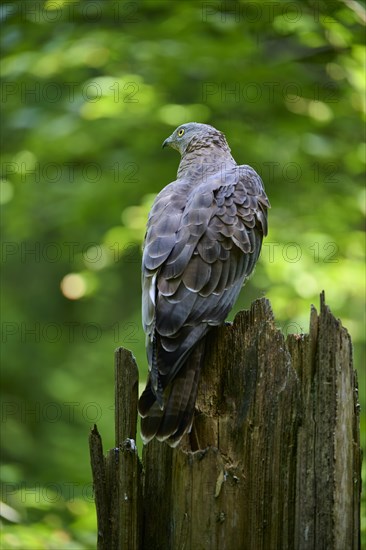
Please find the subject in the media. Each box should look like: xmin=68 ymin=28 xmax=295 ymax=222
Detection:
xmin=0 ymin=179 xmax=14 ymax=205
xmin=60 ymin=273 xmax=86 ymax=300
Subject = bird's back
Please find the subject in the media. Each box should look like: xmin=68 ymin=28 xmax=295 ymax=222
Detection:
xmin=139 ymin=123 xmax=269 ymax=447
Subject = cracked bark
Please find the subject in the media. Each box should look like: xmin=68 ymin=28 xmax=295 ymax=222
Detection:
xmin=90 ymin=295 xmax=361 ymax=550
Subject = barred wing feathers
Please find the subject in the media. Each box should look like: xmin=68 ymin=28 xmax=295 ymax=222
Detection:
xmin=139 ymin=165 xmax=269 ymax=445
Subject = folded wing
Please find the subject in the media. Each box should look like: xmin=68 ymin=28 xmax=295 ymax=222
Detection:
xmin=139 ymin=165 xmax=269 ymax=443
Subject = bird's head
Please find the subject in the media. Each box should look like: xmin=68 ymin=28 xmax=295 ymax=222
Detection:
xmin=162 ymin=122 xmax=227 ymax=156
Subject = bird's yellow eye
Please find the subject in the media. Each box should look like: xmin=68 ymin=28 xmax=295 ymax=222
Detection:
xmin=177 ymin=128 xmax=185 ymax=137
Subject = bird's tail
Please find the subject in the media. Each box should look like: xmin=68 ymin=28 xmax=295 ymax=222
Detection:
xmin=138 ymin=342 xmax=205 ymax=447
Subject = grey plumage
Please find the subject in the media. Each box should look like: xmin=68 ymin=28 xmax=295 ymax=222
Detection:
xmin=138 ymin=122 xmax=270 ymax=447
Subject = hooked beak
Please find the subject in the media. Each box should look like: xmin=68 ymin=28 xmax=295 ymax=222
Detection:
xmin=162 ymin=135 xmax=173 ymax=149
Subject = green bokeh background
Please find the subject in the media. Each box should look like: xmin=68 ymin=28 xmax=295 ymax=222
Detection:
xmin=1 ymin=1 xmax=365 ymax=548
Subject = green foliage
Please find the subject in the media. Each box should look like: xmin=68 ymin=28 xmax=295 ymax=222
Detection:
xmin=1 ymin=494 xmax=95 ymax=548
xmin=1 ymin=1 xmax=365 ymax=546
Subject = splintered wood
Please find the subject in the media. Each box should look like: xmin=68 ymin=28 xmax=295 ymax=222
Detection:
xmin=89 ymin=295 xmax=361 ymax=550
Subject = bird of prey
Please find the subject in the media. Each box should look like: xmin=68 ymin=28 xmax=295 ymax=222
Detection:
xmin=138 ymin=122 xmax=269 ymax=447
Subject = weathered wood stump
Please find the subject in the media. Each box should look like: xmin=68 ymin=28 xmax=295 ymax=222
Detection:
xmin=89 ymin=294 xmax=361 ymax=550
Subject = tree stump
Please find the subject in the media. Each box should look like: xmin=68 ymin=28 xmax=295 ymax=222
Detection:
xmin=89 ymin=294 xmax=361 ymax=549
